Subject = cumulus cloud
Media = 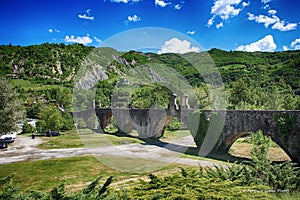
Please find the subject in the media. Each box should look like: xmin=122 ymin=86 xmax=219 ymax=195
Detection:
xmin=158 ymin=38 xmax=200 ymax=54
xmin=64 ymin=34 xmax=93 ymax=45
xmin=155 ymin=0 xmax=170 ymax=7
xmin=78 ymin=9 xmax=94 ymax=21
xmin=207 ymin=0 xmax=247 ymax=28
xmin=211 ymin=0 xmax=242 ymax=20
xmin=109 ymin=0 xmax=142 ymax=3
xmin=216 ymin=22 xmax=224 ymax=29
xmin=242 ymin=2 xmax=249 ymax=7
xmin=236 ymin=35 xmax=277 ymax=52
xmin=186 ymin=30 xmax=195 ymax=35
xmin=272 ymin=21 xmax=297 ymax=31
xmin=291 ymin=38 xmax=300 ymax=49
xmin=247 ymin=13 xmax=279 ymax=27
xmin=207 ymin=17 xmax=215 ymax=27
xmin=110 ymin=0 xmax=128 ymax=3
xmin=283 ymin=45 xmax=290 ymax=51
xmin=124 ymin=14 xmax=141 ymax=24
xmin=268 ymin=9 xmax=277 ymax=15
xmin=78 ymin=14 xmax=94 ymax=20
xmin=263 ymin=4 xmax=270 ymax=10
xmin=48 ymin=28 xmax=59 ymax=33
xmin=174 ymin=4 xmax=181 ymax=10
xmin=283 ymin=38 xmax=300 ymax=51
xmin=261 ymin=0 xmax=271 ymax=3
xmin=247 ymin=12 xmax=297 ymax=31
xmin=127 ymin=14 xmax=141 ymax=22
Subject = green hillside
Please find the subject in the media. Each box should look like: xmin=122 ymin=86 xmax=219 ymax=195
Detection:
xmin=0 ymin=43 xmax=299 ymax=112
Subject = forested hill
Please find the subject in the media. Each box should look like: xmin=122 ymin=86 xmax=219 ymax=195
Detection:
xmin=208 ymin=48 xmax=300 ymax=95
xmin=0 ymin=43 xmax=299 ymax=110
xmin=0 ymin=43 xmax=94 ymax=83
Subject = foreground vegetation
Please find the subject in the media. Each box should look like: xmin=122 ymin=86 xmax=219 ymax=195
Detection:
xmin=1 ymin=44 xmax=300 ymax=199
xmin=1 ymin=131 xmax=299 ymax=199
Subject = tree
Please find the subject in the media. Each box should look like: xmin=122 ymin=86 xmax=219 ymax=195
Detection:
xmin=0 ymin=78 xmax=24 ymax=135
xmin=36 ymin=104 xmax=64 ymax=132
xmin=22 ymin=121 xmax=34 ymax=134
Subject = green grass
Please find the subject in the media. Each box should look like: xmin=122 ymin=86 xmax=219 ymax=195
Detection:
xmin=38 ymin=129 xmax=191 ymax=149
xmin=0 ymin=156 xmax=117 ymax=191
xmin=10 ymin=79 xmax=41 ymax=88
xmin=38 ymin=129 xmax=143 ymax=149
xmin=0 ymin=155 xmax=198 ymax=192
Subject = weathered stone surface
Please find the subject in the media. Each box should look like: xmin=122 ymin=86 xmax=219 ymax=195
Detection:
xmin=71 ymin=96 xmax=300 ymax=163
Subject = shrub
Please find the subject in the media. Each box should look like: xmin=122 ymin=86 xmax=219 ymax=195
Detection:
xmin=166 ymin=117 xmax=182 ymax=131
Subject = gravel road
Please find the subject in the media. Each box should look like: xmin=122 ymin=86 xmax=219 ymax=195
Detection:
xmin=0 ymin=135 xmax=226 ymax=169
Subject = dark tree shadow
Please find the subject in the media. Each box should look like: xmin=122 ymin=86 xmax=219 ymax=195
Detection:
xmin=91 ymin=128 xmax=255 ymax=164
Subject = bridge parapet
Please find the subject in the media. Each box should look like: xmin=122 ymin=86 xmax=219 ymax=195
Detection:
xmin=71 ymin=94 xmax=300 ymax=163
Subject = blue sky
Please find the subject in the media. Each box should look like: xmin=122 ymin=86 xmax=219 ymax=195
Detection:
xmin=0 ymin=0 xmax=300 ymax=52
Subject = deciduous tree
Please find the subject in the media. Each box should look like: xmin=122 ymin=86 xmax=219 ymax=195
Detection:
xmin=0 ymin=78 xmax=24 ymax=135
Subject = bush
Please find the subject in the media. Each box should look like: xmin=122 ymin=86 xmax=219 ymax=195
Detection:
xmin=166 ymin=117 xmax=181 ymax=131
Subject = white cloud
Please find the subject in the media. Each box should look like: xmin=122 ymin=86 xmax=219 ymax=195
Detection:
xmin=283 ymin=38 xmax=300 ymax=51
xmin=210 ymin=0 xmax=242 ymax=20
xmin=283 ymin=45 xmax=290 ymax=51
xmin=261 ymin=0 xmax=271 ymax=3
xmin=110 ymin=0 xmax=142 ymax=3
xmin=248 ymin=12 xmax=297 ymax=31
xmin=207 ymin=17 xmax=215 ymax=27
xmin=207 ymin=0 xmax=247 ymax=28
xmin=110 ymin=0 xmax=128 ymax=3
xmin=48 ymin=28 xmax=59 ymax=33
xmin=272 ymin=21 xmax=297 ymax=31
xmin=155 ymin=0 xmax=170 ymax=7
xmin=216 ymin=22 xmax=224 ymax=29
xmin=158 ymin=38 xmax=200 ymax=54
xmin=78 ymin=14 xmax=94 ymax=20
xmin=186 ymin=30 xmax=195 ymax=35
xmin=263 ymin=4 xmax=270 ymax=10
xmin=236 ymin=35 xmax=277 ymax=52
xmin=94 ymin=36 xmax=102 ymax=43
xmin=127 ymin=14 xmax=141 ymax=22
xmin=242 ymin=2 xmax=249 ymax=7
xmin=268 ymin=9 xmax=277 ymax=15
xmin=64 ymin=35 xmax=93 ymax=45
xmin=78 ymin=9 xmax=95 ymax=21
xmin=290 ymin=38 xmax=300 ymax=50
xmin=174 ymin=4 xmax=181 ymax=10
xmin=248 ymin=13 xmax=279 ymax=27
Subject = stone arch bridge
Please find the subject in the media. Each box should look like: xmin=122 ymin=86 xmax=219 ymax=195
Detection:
xmin=72 ymin=95 xmax=300 ymax=163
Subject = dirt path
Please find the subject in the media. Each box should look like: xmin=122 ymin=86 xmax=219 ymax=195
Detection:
xmin=0 ymin=135 xmax=226 ymax=168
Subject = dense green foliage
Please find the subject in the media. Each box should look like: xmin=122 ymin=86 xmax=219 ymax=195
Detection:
xmin=0 ymin=78 xmax=24 ymax=135
xmin=0 ymin=44 xmax=299 ymax=133
xmin=166 ymin=117 xmax=182 ymax=131
xmin=1 ymin=44 xmax=300 ymax=111
xmin=1 ymin=130 xmax=299 ymax=199
xmin=188 ymin=111 xmax=224 ymax=149
xmin=0 ymin=43 xmax=93 ymax=83
xmin=36 ymin=104 xmax=74 ymax=132
xmin=199 ymin=130 xmax=300 ymax=193
xmin=274 ymin=113 xmax=298 ymax=146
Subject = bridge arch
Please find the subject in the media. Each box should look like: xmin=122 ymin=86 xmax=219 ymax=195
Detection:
xmin=73 ymin=96 xmax=300 ymax=163
xmin=227 ymin=131 xmax=292 ymax=161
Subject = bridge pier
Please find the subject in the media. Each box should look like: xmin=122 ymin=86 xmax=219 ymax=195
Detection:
xmin=189 ymin=110 xmax=300 ymax=163
xmin=72 ymin=95 xmax=300 ymax=163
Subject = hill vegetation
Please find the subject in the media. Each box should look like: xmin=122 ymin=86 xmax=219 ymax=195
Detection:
xmin=0 ymin=43 xmax=299 ymax=118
